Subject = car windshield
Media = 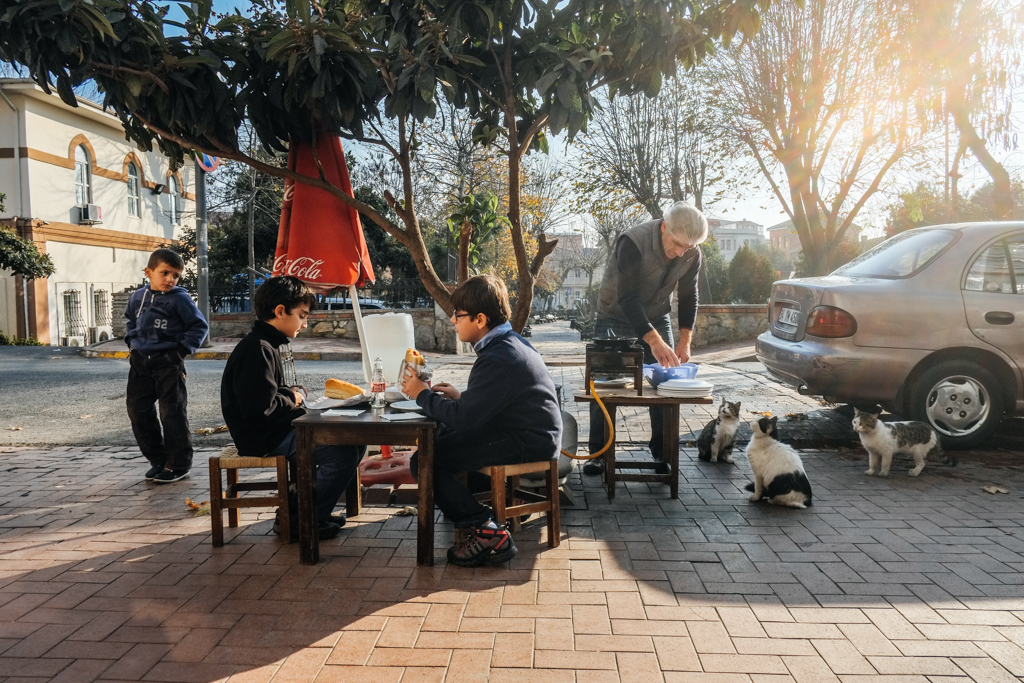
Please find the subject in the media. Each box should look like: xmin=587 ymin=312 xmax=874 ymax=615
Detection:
xmin=832 ymin=229 xmax=957 ymax=279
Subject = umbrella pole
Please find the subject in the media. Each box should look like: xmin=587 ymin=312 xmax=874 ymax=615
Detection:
xmin=350 ymin=284 xmax=373 ymax=383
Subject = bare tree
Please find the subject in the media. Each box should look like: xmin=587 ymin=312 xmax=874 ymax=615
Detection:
xmin=891 ymin=0 xmax=1024 ymax=220
xmin=715 ymin=0 xmax=925 ymax=276
xmin=572 ymin=64 xmax=741 ymax=219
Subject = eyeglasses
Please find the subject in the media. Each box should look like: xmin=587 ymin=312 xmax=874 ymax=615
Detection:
xmin=452 ymin=312 xmax=473 ymax=321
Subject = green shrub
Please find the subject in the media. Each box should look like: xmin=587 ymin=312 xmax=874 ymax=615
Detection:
xmin=0 ymin=331 xmax=43 ymax=346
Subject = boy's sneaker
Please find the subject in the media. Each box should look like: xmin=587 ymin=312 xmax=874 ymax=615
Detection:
xmin=152 ymin=468 xmax=191 ymax=484
xmin=273 ymin=511 xmax=345 ymax=539
xmin=447 ymin=521 xmax=517 ymax=567
xmin=144 ymin=465 xmax=164 ymax=481
xmin=582 ymin=457 xmax=605 ymax=475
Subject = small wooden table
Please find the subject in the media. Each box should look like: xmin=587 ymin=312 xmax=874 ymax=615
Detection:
xmin=574 ymin=391 xmax=713 ymax=500
xmin=292 ymin=411 xmax=437 ymax=566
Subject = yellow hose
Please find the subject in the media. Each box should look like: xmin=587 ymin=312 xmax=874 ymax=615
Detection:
xmin=562 ymin=377 xmax=613 ymax=460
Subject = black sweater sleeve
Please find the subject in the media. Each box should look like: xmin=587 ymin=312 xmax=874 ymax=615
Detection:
xmin=615 ymin=239 xmax=656 ymax=338
xmin=677 ymin=247 xmax=701 ymax=330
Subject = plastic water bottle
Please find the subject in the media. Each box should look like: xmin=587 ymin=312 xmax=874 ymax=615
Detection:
xmin=371 ymin=357 xmax=386 ymax=412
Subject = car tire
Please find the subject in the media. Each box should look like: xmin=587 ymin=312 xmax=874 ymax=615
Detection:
xmin=908 ymin=360 xmax=1004 ymax=449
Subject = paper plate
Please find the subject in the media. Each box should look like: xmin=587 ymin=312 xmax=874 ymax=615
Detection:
xmin=390 ymin=400 xmax=423 ymax=412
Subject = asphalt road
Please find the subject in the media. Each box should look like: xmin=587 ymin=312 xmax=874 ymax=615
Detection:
xmin=0 ymin=346 xmax=366 ymax=447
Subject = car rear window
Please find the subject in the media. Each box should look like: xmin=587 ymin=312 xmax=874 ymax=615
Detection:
xmin=832 ymin=228 xmax=957 ymax=279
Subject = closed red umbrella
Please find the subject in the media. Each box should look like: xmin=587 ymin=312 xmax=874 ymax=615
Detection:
xmin=273 ymin=135 xmax=376 ymax=380
xmin=273 ymin=135 xmax=374 ymax=291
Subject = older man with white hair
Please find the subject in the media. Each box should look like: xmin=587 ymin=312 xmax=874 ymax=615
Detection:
xmin=585 ymin=201 xmax=709 ymax=475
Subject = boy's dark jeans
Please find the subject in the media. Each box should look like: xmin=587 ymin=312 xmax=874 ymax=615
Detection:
xmin=268 ymin=430 xmax=365 ymax=524
xmin=126 ymin=350 xmax=193 ymax=471
xmin=588 ymin=315 xmax=674 ymax=461
xmin=411 ymin=425 xmax=551 ymax=529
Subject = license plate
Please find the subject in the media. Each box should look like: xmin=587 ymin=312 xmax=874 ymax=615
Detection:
xmin=777 ymin=307 xmax=801 ymax=326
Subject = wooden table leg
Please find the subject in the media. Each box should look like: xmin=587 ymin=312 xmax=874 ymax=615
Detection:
xmin=346 ymin=456 xmax=362 ymax=519
xmin=296 ymin=426 xmax=319 ymax=565
xmin=666 ymin=404 xmax=680 ymax=499
xmin=417 ymin=428 xmax=435 ymax=566
xmin=604 ymin=410 xmax=617 ymax=500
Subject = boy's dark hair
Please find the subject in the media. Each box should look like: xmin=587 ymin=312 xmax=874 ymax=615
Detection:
xmin=148 ymin=248 xmax=184 ymax=271
xmin=254 ymin=276 xmax=316 ymax=321
xmin=451 ymin=274 xmax=511 ymax=329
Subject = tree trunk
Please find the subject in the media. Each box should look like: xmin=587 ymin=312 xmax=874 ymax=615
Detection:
xmin=951 ymin=108 xmax=1014 ymax=219
xmin=457 ymin=217 xmax=472 ymax=284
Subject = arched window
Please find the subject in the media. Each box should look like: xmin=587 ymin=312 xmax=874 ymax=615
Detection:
xmin=167 ymin=175 xmax=179 ymax=225
xmin=74 ymin=145 xmax=91 ymax=205
xmin=127 ymin=163 xmax=140 ymax=217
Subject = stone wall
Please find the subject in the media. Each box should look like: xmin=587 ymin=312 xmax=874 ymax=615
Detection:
xmin=208 ymin=306 xmax=457 ymax=352
xmin=690 ymin=304 xmax=769 ymax=348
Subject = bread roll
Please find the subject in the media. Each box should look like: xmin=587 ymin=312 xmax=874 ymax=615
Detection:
xmin=405 ymin=347 xmax=425 ymax=365
xmin=325 ymin=378 xmax=366 ymax=400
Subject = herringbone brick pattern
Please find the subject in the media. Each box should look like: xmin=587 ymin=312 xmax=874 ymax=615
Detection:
xmin=1 ymin=443 xmax=1023 ymax=682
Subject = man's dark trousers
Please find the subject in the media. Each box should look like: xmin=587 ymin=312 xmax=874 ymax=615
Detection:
xmin=588 ymin=314 xmax=673 ymax=461
xmin=126 ymin=350 xmax=193 ymax=471
xmin=411 ymin=426 xmax=550 ymax=529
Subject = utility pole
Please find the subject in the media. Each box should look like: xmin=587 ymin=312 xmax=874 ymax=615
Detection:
xmin=247 ymin=165 xmax=257 ymax=319
xmin=195 ymin=160 xmax=210 ymax=345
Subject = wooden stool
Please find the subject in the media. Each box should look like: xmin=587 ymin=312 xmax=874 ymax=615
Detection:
xmin=478 ymin=459 xmax=561 ymax=548
xmin=209 ymin=445 xmax=293 ymax=547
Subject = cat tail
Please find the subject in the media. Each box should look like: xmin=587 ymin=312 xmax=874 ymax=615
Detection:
xmin=744 ymin=482 xmax=755 ymax=492
xmin=931 ymin=439 xmax=957 ymax=467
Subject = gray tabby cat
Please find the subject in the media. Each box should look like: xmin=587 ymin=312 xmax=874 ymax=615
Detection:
xmin=697 ymin=399 xmax=741 ymax=463
xmin=852 ymin=409 xmax=957 ymax=477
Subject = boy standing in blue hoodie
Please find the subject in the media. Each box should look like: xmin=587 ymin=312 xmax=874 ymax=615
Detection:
xmin=124 ymin=248 xmax=209 ymax=483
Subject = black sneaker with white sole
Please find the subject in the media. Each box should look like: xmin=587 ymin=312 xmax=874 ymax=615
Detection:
xmin=152 ymin=468 xmax=191 ymax=483
xmin=145 ymin=465 xmax=164 ymax=481
xmin=273 ymin=511 xmax=346 ymax=538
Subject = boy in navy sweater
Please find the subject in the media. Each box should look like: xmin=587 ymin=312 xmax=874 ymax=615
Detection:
xmin=124 ymin=248 xmax=209 ymax=483
xmin=401 ymin=275 xmax=562 ymax=567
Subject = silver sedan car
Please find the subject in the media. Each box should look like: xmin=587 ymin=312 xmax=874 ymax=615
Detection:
xmin=756 ymin=222 xmax=1024 ymax=448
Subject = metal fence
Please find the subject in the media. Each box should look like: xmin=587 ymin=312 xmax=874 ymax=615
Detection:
xmin=204 ymin=279 xmax=436 ymax=314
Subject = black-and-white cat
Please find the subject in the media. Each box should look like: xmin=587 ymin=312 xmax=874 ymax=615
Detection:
xmin=697 ymin=399 xmax=741 ymax=463
xmin=852 ymin=409 xmax=956 ymax=477
xmin=744 ymin=416 xmax=812 ymax=508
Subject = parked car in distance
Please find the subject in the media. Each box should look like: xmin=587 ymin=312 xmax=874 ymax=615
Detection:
xmin=756 ymin=222 xmax=1024 ymax=448
xmin=319 ymin=298 xmax=388 ymax=311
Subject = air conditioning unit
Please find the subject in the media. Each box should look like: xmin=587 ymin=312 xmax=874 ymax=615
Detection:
xmin=89 ymin=326 xmax=114 ymax=343
xmin=78 ymin=204 xmax=103 ymax=225
xmin=62 ymin=335 xmax=86 ymax=347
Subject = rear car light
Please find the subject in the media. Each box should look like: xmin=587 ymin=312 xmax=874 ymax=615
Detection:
xmin=805 ymin=306 xmax=857 ymax=338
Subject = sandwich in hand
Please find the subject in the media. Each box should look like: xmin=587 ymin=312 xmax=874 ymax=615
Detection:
xmin=404 ymin=348 xmax=431 ymax=381
xmin=324 ymin=378 xmax=366 ymax=400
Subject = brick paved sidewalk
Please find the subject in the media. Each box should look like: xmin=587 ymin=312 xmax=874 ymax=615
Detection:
xmin=2 ymin=442 xmax=1024 ymax=682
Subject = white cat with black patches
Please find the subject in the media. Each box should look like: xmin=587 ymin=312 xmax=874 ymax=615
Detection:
xmin=852 ymin=408 xmax=956 ymax=477
xmin=744 ymin=416 xmax=813 ymax=509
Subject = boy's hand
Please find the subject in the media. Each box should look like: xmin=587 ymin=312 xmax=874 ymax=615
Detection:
xmin=430 ymin=382 xmax=460 ymax=400
xmin=401 ymin=366 xmax=430 ymax=399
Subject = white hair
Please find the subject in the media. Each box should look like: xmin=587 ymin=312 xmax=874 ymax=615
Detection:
xmin=663 ymin=202 xmax=709 ymax=245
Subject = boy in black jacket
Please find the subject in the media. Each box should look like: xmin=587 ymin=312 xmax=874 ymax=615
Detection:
xmin=221 ymin=276 xmax=364 ymax=539
xmin=401 ymin=275 xmax=562 ymax=567
xmin=124 ymin=248 xmax=209 ymax=483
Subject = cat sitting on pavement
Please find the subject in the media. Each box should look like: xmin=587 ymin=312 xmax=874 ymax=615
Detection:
xmin=744 ymin=416 xmax=813 ymax=509
xmin=697 ymin=398 xmax=741 ymax=463
xmin=852 ymin=408 xmax=956 ymax=477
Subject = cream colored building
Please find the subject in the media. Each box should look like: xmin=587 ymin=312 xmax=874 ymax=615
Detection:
xmin=707 ymin=216 xmax=766 ymax=262
xmin=0 ymin=79 xmax=194 ymax=345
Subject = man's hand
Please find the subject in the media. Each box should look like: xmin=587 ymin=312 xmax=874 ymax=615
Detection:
xmin=401 ymin=366 xmax=430 ymax=399
xmin=291 ymin=388 xmax=305 ymax=405
xmin=643 ymin=329 xmax=680 ymax=367
xmin=675 ymin=328 xmax=693 ymax=363
xmin=430 ymin=382 xmax=461 ymax=400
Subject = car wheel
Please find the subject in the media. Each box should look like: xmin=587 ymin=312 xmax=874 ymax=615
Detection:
xmin=909 ymin=360 xmax=1004 ymax=449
